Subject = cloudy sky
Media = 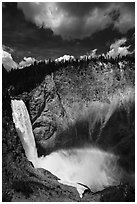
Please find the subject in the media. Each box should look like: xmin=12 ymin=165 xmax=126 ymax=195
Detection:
xmin=2 ymin=2 xmax=135 ymax=63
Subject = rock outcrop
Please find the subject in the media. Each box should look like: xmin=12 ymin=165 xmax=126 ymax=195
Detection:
xmin=27 ymin=75 xmax=69 ymax=155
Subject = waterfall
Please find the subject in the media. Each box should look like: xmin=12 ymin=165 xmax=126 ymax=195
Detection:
xmin=11 ymin=99 xmax=123 ymax=198
xmin=11 ymin=100 xmax=38 ymax=167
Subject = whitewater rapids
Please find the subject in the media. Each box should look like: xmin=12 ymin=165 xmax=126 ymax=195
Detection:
xmin=11 ymin=99 xmax=123 ymax=197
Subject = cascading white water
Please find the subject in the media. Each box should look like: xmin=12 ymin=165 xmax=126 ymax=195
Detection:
xmin=11 ymin=99 xmax=122 ymax=198
xmin=11 ymin=100 xmax=38 ymax=167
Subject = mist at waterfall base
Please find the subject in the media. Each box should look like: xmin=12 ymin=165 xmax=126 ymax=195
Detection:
xmin=11 ymin=91 xmax=134 ymax=197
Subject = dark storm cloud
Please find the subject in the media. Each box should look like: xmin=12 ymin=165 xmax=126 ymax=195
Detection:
xmin=2 ymin=2 xmax=67 ymax=60
xmin=2 ymin=2 xmax=135 ymax=61
xmin=108 ymin=9 xmax=120 ymax=22
xmin=2 ymin=2 xmax=63 ymax=47
xmin=18 ymin=2 xmax=135 ymax=39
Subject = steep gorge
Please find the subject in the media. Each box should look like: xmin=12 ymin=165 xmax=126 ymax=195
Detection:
xmin=3 ymin=61 xmax=135 ymax=201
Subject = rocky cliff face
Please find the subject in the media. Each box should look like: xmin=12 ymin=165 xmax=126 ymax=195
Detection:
xmin=18 ymin=69 xmax=135 ymax=172
xmin=23 ymin=74 xmax=135 ymax=175
xmin=3 ymin=61 xmax=135 ymax=201
xmin=27 ymin=75 xmax=69 ymax=155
